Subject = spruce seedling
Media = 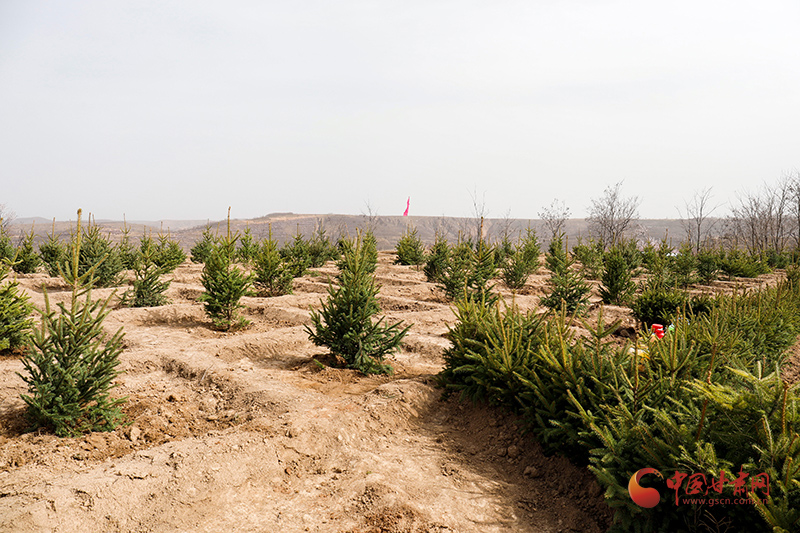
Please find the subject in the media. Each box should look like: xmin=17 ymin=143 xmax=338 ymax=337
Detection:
xmin=198 ymin=208 xmax=253 ymax=331
xmin=0 ymin=260 xmax=33 ymax=352
xmin=254 ymin=225 xmax=293 ymax=297
xmin=307 ymin=233 xmax=409 ymax=374
xmin=19 ymin=209 xmax=126 ymax=436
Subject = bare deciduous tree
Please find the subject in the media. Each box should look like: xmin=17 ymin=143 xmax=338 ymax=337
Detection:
xmin=788 ymin=170 xmax=800 ymax=248
xmin=587 ymin=182 xmax=640 ymax=249
xmin=679 ymin=187 xmax=719 ymax=253
xmin=727 ymin=178 xmax=793 ymax=253
xmin=0 ymin=204 xmax=14 ymax=232
xmin=538 ymin=199 xmax=570 ymax=240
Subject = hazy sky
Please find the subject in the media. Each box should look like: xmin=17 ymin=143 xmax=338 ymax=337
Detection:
xmin=2 ymin=1 xmax=798 ymax=222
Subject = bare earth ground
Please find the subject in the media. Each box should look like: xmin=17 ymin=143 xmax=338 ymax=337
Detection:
xmin=0 ymin=253 xmax=793 ymax=533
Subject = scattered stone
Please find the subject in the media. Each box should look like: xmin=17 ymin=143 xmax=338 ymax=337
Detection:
xmin=128 ymin=426 xmax=141 ymax=443
xmin=524 ymin=466 xmax=541 ymax=478
xmin=507 ymin=445 xmax=520 ymax=459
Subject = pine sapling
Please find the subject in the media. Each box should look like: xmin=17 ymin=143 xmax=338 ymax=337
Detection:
xmin=237 ymin=226 xmax=258 ymax=266
xmin=39 ymin=219 xmax=66 ymax=277
xmin=599 ymin=246 xmax=635 ymax=305
xmin=18 ymin=209 xmax=126 ymax=436
xmin=423 ymin=232 xmax=450 ymax=283
xmin=0 ymin=260 xmax=33 ymax=353
xmin=306 ymin=233 xmax=410 ymax=374
xmin=13 ymin=226 xmax=42 ymax=274
xmin=153 ymin=231 xmax=186 ymax=273
xmin=254 ymin=226 xmax=293 ymax=297
xmin=282 ymin=231 xmax=311 ymax=278
xmin=198 ymin=209 xmax=253 ymax=331
xmin=191 ymin=224 xmax=218 ymax=263
xmin=540 ymin=234 xmax=591 ymax=315
xmin=122 ymin=233 xmax=171 ymax=307
xmin=118 ymin=219 xmax=139 ymax=270
xmin=395 ymin=225 xmax=425 ymax=266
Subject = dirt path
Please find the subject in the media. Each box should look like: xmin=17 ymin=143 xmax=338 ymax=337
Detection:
xmin=1 ymin=254 xmax=613 ymax=532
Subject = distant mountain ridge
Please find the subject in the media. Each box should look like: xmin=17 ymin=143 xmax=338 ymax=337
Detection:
xmin=7 ymin=213 xmax=695 ymax=251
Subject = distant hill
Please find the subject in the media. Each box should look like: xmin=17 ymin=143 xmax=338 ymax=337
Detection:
xmin=6 ymin=213 xmax=696 ymax=251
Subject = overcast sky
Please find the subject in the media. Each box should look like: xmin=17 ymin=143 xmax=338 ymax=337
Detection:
xmin=1 ymin=1 xmax=798 ymax=222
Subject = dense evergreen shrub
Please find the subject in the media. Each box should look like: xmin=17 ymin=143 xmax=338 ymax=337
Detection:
xmin=438 ymin=278 xmax=800 ymax=532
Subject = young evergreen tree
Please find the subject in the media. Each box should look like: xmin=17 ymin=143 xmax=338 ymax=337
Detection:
xmin=362 ymin=229 xmax=379 ymax=274
xmin=254 ymin=227 xmax=293 ymax=297
xmin=13 ymin=227 xmax=42 ymax=274
xmin=0 ymin=226 xmax=14 ymax=263
xmin=306 ymin=234 xmax=409 ymax=374
xmin=153 ymin=231 xmax=186 ymax=273
xmin=281 ymin=231 xmax=312 ymax=278
xmin=501 ymin=243 xmax=533 ymax=293
xmin=118 ymin=220 xmax=139 ymax=270
xmin=0 ymin=260 xmax=33 ymax=352
xmin=673 ymin=240 xmax=698 ymax=287
xmin=395 ymin=225 xmax=425 ymax=266
xmin=66 ymin=219 xmax=124 ymax=288
xmin=198 ymin=210 xmax=253 ymax=331
xmin=237 ymin=226 xmax=258 ymax=266
xmin=423 ymin=232 xmax=450 ymax=283
xmin=519 ymin=226 xmax=541 ymax=271
xmin=599 ymin=246 xmax=635 ymax=305
xmin=191 ymin=224 xmax=218 ymax=263
xmin=308 ymin=221 xmax=339 ymax=268
xmin=19 ymin=209 xmax=126 ymax=437
xmin=39 ymin=219 xmax=66 ymax=277
xmin=540 ymin=234 xmax=591 ymax=315
xmin=121 ymin=234 xmax=171 ymax=307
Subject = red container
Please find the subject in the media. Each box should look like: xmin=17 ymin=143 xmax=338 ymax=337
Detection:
xmin=651 ymin=324 xmax=665 ymax=339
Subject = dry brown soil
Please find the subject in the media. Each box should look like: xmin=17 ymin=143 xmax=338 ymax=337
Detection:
xmin=0 ymin=254 xmax=791 ymax=533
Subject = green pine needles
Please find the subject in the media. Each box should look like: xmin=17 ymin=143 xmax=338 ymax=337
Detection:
xmin=540 ymin=234 xmax=590 ymax=315
xmin=198 ymin=210 xmax=253 ymax=331
xmin=395 ymin=225 xmax=425 ymax=266
xmin=121 ymin=234 xmax=171 ymax=307
xmin=306 ymin=233 xmax=410 ymax=375
xmin=18 ymin=209 xmax=126 ymax=437
xmin=191 ymin=224 xmax=218 ymax=263
xmin=254 ymin=227 xmax=294 ymax=297
xmin=0 ymin=261 xmax=33 ymax=353
xmin=39 ymin=220 xmax=66 ymax=277
xmin=423 ymin=232 xmax=450 ymax=283
xmin=599 ymin=245 xmax=636 ymax=305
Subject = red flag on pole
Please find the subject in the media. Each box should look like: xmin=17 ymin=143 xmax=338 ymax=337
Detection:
xmin=403 ymin=197 xmax=410 ymax=216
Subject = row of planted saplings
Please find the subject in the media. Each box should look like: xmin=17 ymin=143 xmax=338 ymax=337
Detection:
xmin=0 ymin=209 xmax=404 ymax=439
